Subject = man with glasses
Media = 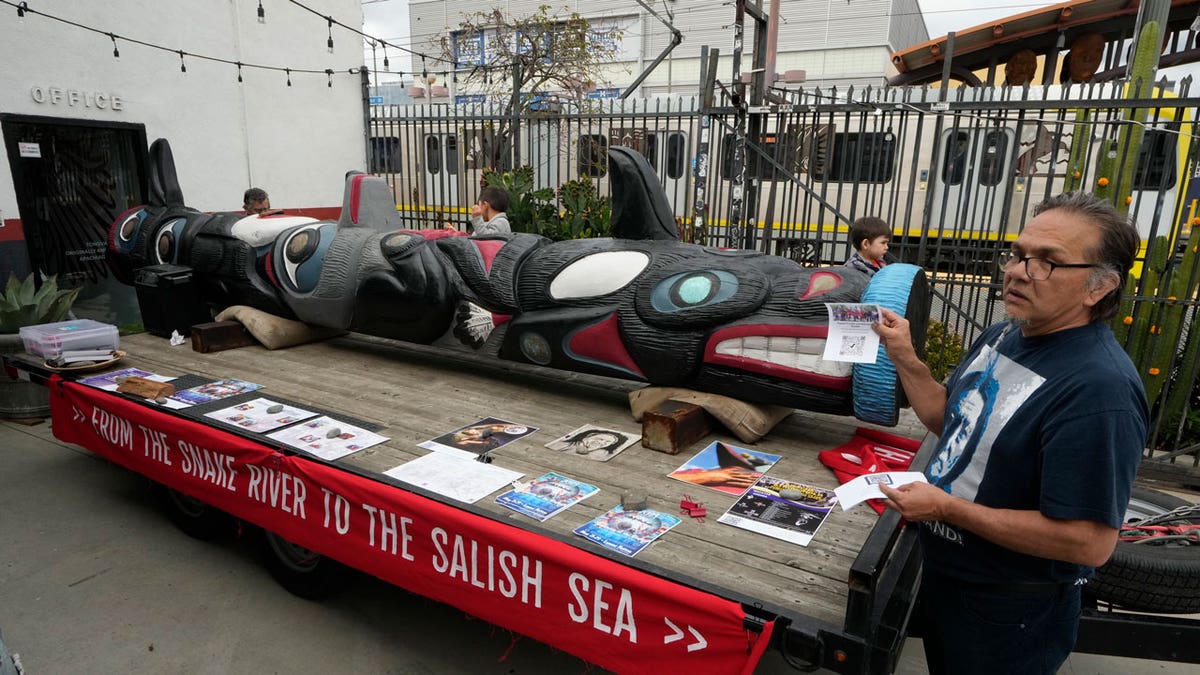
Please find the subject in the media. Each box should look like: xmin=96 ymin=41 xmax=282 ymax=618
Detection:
xmin=873 ymin=192 xmax=1147 ymax=674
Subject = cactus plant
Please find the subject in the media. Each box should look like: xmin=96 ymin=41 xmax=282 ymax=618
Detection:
xmin=0 ymin=273 xmax=80 ymax=334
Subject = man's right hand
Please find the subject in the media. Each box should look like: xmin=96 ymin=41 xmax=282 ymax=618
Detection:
xmin=874 ymin=308 xmax=916 ymax=363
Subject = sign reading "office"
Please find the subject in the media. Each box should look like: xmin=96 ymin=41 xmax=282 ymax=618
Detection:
xmin=30 ymin=86 xmax=124 ymax=111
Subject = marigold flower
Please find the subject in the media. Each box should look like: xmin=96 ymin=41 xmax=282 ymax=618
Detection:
xmin=1123 ymin=316 xmax=1133 ymax=325
xmin=1149 ymin=368 xmax=1161 ymax=376
xmin=1097 ymin=177 xmax=1109 ymax=187
xmin=1125 ymin=196 xmax=1133 ymax=205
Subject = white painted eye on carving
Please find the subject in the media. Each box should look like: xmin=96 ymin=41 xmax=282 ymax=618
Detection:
xmin=282 ymin=224 xmax=322 ymax=289
xmin=549 ymin=250 xmax=651 ymax=299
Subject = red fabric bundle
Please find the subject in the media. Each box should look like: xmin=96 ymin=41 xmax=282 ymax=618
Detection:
xmin=819 ymin=427 xmax=921 ymax=514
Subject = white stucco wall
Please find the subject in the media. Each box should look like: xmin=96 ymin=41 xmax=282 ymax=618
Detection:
xmin=0 ymin=0 xmax=365 ymax=217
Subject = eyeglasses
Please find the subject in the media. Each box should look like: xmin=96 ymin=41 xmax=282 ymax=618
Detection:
xmin=998 ymin=252 xmax=1098 ymax=280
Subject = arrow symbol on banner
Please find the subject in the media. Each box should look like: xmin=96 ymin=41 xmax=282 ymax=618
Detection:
xmin=663 ymin=617 xmax=707 ymax=652
xmin=73 ymin=406 xmax=86 ymax=422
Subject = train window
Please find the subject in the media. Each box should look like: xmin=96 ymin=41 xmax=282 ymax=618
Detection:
xmin=445 ymin=135 xmax=459 ymax=175
xmin=425 ymin=136 xmax=441 ymax=175
xmin=369 ymin=137 xmax=401 ymax=174
xmin=1133 ymin=129 xmax=1177 ymax=191
xmin=942 ymin=132 xmax=970 ymax=185
xmin=579 ymin=134 xmax=608 ymax=177
xmin=721 ymin=133 xmax=794 ymax=180
xmin=644 ymin=133 xmax=659 ymax=170
xmin=666 ymin=133 xmax=686 ymax=179
xmin=978 ymin=130 xmax=1008 ymax=187
xmin=818 ymin=131 xmax=896 ymax=183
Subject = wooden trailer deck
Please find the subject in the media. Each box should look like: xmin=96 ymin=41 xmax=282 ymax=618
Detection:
xmin=23 ymin=330 xmax=929 ymax=673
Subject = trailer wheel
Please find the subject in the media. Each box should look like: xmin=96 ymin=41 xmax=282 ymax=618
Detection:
xmin=261 ymin=530 xmax=349 ymax=600
xmin=1087 ymin=487 xmax=1200 ymax=613
xmin=157 ymin=485 xmax=233 ymax=540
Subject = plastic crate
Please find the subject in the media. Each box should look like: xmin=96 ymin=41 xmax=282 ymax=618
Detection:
xmin=19 ymin=319 xmax=120 ymax=360
xmin=133 ymin=264 xmax=212 ymax=338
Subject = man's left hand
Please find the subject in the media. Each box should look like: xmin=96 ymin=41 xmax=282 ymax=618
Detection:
xmin=880 ymin=482 xmax=951 ymax=522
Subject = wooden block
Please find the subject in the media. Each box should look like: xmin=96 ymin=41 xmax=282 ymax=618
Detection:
xmin=116 ymin=376 xmax=176 ymax=400
xmin=641 ymin=400 xmax=711 ymax=455
xmin=191 ymin=320 xmax=257 ymax=353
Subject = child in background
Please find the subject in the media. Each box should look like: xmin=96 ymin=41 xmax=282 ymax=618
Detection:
xmin=845 ymin=216 xmax=890 ymax=277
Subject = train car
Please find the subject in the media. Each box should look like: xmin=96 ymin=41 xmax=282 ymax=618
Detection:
xmin=366 ymin=83 xmax=1196 ymax=273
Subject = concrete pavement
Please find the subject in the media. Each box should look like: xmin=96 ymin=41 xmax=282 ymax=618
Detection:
xmin=2 ymin=419 xmax=1196 ymax=674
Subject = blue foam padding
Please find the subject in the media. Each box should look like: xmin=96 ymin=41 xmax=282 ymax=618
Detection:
xmin=853 ymin=263 xmax=922 ymax=426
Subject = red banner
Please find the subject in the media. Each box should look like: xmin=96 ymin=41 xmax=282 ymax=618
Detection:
xmin=50 ymin=378 xmax=772 ymax=674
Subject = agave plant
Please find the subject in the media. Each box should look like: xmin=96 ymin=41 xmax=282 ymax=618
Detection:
xmin=0 ymin=273 xmax=80 ymax=334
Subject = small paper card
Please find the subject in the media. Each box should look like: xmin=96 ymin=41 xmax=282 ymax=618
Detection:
xmin=834 ymin=471 xmax=928 ymax=510
xmin=418 ymin=416 xmax=538 ymax=456
xmin=822 ymin=303 xmax=883 ymax=363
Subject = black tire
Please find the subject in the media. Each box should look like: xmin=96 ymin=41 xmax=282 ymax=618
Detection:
xmin=260 ymin=529 xmax=349 ymax=600
xmin=1088 ymin=486 xmax=1200 ymax=613
xmin=156 ymin=484 xmax=234 ymax=540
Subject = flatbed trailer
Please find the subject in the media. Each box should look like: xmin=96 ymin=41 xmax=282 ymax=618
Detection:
xmin=8 ymin=332 xmax=1200 ymax=672
xmin=8 ymin=331 xmax=928 ymax=674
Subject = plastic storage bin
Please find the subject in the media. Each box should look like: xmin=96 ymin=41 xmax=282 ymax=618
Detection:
xmin=19 ymin=319 xmax=120 ymax=360
xmin=134 ymin=264 xmax=212 ymax=338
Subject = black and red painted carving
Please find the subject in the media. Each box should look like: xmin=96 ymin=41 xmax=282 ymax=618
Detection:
xmin=108 ymin=139 xmax=928 ymax=424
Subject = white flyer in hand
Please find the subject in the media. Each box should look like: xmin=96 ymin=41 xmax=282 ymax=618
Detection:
xmin=822 ymin=303 xmax=883 ymax=363
xmin=834 ymin=471 xmax=928 ymax=510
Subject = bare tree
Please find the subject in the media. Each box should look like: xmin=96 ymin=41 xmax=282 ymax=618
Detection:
xmin=433 ymin=5 xmax=624 ymax=170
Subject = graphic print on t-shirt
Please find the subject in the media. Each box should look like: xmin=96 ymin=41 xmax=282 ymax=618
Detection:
xmin=931 ymin=343 xmax=1045 ymax=503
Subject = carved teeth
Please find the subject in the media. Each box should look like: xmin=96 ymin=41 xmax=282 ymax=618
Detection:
xmin=714 ymin=336 xmax=852 ymax=377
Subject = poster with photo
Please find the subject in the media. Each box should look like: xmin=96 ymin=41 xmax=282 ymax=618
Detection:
xmin=496 ymin=472 xmax=599 ymax=521
xmin=667 ymin=441 xmax=782 ymax=496
xmin=203 ymin=397 xmax=317 ymax=433
xmin=574 ymin=506 xmax=681 ymax=557
xmin=267 ymin=415 xmax=388 ymax=461
xmin=169 ymin=378 xmax=263 ymax=406
xmin=418 ymin=416 xmax=538 ymax=456
xmin=717 ymin=475 xmax=838 ymax=546
xmin=544 ymin=424 xmax=639 ymax=462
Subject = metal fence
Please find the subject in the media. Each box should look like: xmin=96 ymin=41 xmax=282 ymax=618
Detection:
xmin=367 ymin=80 xmax=1200 ymax=478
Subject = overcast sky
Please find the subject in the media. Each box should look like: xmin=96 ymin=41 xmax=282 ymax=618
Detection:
xmin=360 ymin=1 xmax=1069 ymax=49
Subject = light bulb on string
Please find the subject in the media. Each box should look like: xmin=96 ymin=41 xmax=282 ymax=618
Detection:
xmin=179 ymin=50 xmax=187 ymax=73
xmin=286 ymin=68 xmax=292 ymax=87
xmin=257 ymin=0 xmax=265 ymax=24
xmin=326 ymin=69 xmax=334 ymax=88
xmin=383 ymin=44 xmax=389 ymax=70
xmin=421 ymin=56 xmax=428 ymax=83
xmin=110 ymin=33 xmax=120 ymax=59
xmin=326 ymin=17 xmax=334 ymax=54
xmin=17 ymin=2 xmax=27 ymax=19
xmin=237 ymin=62 xmax=243 ymax=83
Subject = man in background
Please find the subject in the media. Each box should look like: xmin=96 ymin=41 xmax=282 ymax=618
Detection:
xmin=243 ymin=187 xmax=272 ymax=216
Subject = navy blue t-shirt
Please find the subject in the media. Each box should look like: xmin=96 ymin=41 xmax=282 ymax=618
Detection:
xmin=921 ymin=320 xmax=1147 ymax=584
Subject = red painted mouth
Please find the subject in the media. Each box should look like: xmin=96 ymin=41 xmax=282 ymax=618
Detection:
xmin=704 ymin=324 xmax=852 ymax=391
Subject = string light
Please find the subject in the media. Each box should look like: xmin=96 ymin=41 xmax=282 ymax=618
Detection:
xmin=237 ymin=62 xmax=243 ymax=83
xmin=110 ymin=33 xmax=119 ymax=58
xmin=16 ymin=1 xmax=26 ymax=18
xmin=325 ymin=68 xmax=333 ymax=87
xmin=382 ymin=44 xmax=389 ymax=70
xmin=326 ymin=16 xmax=334 ymax=53
xmin=178 ymin=50 xmax=187 ymax=73
xmin=257 ymin=0 xmax=265 ymax=24
xmin=421 ymin=56 xmax=428 ymax=83
xmin=286 ymin=67 xmax=292 ymax=87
